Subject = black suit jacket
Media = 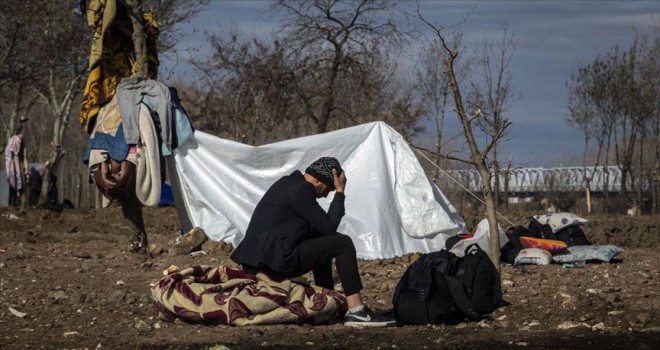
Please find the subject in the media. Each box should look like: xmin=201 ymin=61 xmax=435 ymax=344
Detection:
xmin=230 ymin=170 xmax=345 ymax=273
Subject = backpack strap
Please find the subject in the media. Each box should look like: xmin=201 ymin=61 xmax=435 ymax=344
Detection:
xmin=412 ymin=263 xmax=433 ymax=302
xmin=447 ymin=246 xmax=481 ymax=320
xmin=444 ymin=274 xmax=480 ymax=320
xmin=464 ymin=243 xmax=482 ymax=256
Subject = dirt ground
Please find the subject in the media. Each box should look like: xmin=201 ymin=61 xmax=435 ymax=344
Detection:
xmin=1 ymin=206 xmax=659 ymax=350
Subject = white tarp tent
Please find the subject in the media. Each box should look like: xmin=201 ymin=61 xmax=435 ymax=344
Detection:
xmin=173 ymin=121 xmax=466 ymax=259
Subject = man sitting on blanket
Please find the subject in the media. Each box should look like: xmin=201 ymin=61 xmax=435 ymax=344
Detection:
xmin=231 ymin=157 xmax=395 ymax=327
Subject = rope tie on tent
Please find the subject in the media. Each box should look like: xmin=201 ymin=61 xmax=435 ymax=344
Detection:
xmin=410 ymin=144 xmax=516 ymax=228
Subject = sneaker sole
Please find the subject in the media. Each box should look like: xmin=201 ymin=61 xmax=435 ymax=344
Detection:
xmin=344 ymin=320 xmax=397 ymax=328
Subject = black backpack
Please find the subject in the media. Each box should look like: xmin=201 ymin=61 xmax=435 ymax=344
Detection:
xmin=528 ymin=219 xmax=552 ymax=239
xmin=528 ymin=219 xmax=590 ymax=246
xmin=392 ymin=244 xmax=503 ymax=325
xmin=500 ymin=225 xmax=529 ymax=264
xmin=553 ymin=225 xmax=590 ymax=246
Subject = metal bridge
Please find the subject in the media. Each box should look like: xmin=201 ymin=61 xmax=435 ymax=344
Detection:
xmin=437 ymin=166 xmax=650 ymax=193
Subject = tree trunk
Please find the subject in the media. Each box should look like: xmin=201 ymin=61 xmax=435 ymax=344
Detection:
xmin=637 ymin=133 xmax=644 ymax=213
xmin=433 ymin=91 xmax=449 ymax=182
xmin=621 ymin=169 xmax=628 ymax=212
xmin=122 ymin=194 xmax=148 ymax=252
xmin=123 ymin=0 xmax=150 ymax=254
xmin=444 ymin=52 xmax=501 ymax=270
xmin=582 ymin=131 xmax=590 ymax=213
xmin=95 ymin=186 xmax=102 ymax=209
xmin=651 ymin=123 xmax=660 ymax=215
xmin=479 ymin=166 xmax=501 ymax=264
xmin=493 ymin=145 xmax=500 ymax=209
xmin=604 ymin=167 xmax=610 ymax=214
xmin=35 ymin=63 xmax=80 ymax=206
xmin=604 ymin=135 xmax=612 ymax=213
xmin=127 ymin=0 xmax=148 ymax=78
xmin=39 ymin=148 xmax=63 ymax=207
xmin=7 ymin=85 xmax=23 ymax=141
xmin=653 ymin=164 xmax=658 ymax=216
xmin=503 ymin=167 xmax=510 ymax=210
xmin=585 ymin=177 xmax=592 ymax=213
xmin=38 ymin=110 xmax=64 ymax=207
xmin=318 ymin=56 xmax=341 ymax=133
xmin=19 ymin=174 xmax=28 ymax=210
xmin=77 ymin=164 xmax=84 ymax=209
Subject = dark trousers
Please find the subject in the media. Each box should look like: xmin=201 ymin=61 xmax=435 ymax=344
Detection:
xmin=29 ymin=187 xmax=40 ymax=206
xmin=245 ymin=234 xmax=363 ymax=296
xmin=8 ymin=186 xmax=20 ymax=206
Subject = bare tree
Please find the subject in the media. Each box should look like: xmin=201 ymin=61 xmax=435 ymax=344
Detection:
xmin=569 ymin=51 xmax=622 ymax=212
xmin=1 ymin=1 xmax=93 ymax=211
xmin=467 ymin=25 xmax=519 ymax=209
xmin=1 ymin=85 xmax=37 ymax=148
xmin=0 ymin=0 xmax=41 ymax=146
xmin=415 ymin=6 xmax=511 ymax=268
xmin=619 ymin=34 xmax=657 ymax=211
xmin=190 ymin=31 xmax=297 ymax=144
xmin=142 ymin=0 xmax=210 ymax=56
xmin=189 ymin=1 xmax=422 ymax=145
xmin=415 ymin=37 xmax=454 ymax=181
xmin=123 ymin=0 xmax=211 ymax=76
xmin=612 ymin=46 xmax=640 ymax=210
xmin=648 ymin=34 xmax=660 ymax=214
xmin=567 ymin=65 xmax=601 ymax=213
xmin=273 ymin=0 xmax=412 ymax=133
xmin=567 ymin=33 xmax=658 ymax=214
xmin=648 ymin=31 xmax=660 ymax=214
xmin=26 ymin=1 xmax=89 ymax=206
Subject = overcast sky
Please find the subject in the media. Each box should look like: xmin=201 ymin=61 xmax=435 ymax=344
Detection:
xmin=163 ymin=1 xmax=659 ymax=168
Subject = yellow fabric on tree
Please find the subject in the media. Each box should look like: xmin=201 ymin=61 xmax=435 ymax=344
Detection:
xmin=79 ymin=0 xmax=160 ymax=134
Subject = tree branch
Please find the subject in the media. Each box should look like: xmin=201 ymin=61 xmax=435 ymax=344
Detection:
xmin=408 ymin=143 xmax=476 ymax=165
xmin=482 ymin=119 xmax=511 ymax=157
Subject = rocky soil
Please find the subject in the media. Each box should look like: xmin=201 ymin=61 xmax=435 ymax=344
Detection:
xmin=1 ymin=206 xmax=659 ymax=349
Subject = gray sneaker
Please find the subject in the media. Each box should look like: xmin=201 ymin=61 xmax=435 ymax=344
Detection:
xmin=343 ymin=306 xmax=396 ymax=327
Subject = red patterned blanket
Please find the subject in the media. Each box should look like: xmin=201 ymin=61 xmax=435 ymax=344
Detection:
xmin=151 ymin=266 xmax=347 ymax=325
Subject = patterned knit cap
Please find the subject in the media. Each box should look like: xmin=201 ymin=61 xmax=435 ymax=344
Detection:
xmin=305 ymin=157 xmax=342 ymax=190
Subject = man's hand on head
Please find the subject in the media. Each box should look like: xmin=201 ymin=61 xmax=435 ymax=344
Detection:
xmin=333 ymin=168 xmax=346 ymax=194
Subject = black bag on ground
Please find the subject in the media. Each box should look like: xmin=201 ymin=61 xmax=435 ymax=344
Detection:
xmin=528 ymin=219 xmax=590 ymax=246
xmin=553 ymin=225 xmax=590 ymax=246
xmin=500 ymin=225 xmax=529 ymax=264
xmin=458 ymin=244 xmax=504 ymax=315
xmin=393 ymin=244 xmax=503 ymax=325
xmin=528 ymin=219 xmax=551 ymax=239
